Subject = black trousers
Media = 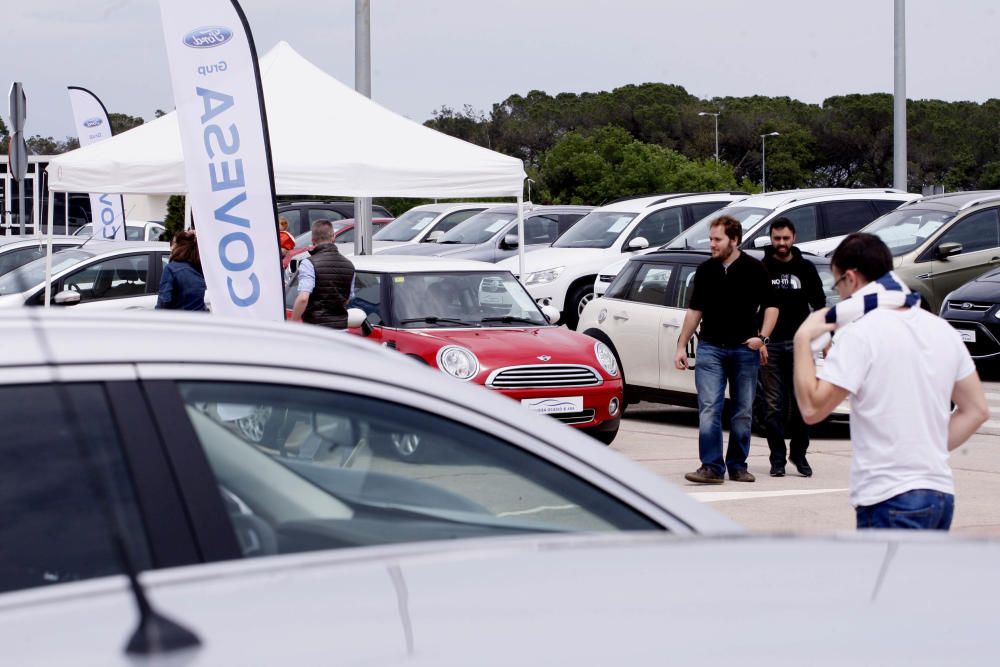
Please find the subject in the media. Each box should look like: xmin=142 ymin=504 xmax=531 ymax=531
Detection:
xmin=759 ymin=340 xmax=809 ymax=466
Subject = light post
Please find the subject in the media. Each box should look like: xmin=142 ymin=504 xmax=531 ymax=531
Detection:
xmin=698 ymin=111 xmax=720 ymax=163
xmin=760 ymin=131 xmax=780 ymax=192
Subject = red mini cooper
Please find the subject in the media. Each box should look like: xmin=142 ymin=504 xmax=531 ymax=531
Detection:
xmin=286 ymin=255 xmax=623 ymax=456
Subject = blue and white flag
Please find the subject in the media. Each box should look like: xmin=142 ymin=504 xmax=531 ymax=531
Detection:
xmin=67 ymin=87 xmax=126 ymax=240
xmin=157 ymin=0 xmax=283 ymax=320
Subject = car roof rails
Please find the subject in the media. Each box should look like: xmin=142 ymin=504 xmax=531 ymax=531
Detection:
xmin=956 ymin=193 xmax=1000 ymax=210
xmin=599 ymin=192 xmax=692 ymax=206
xmin=648 ymin=191 xmax=750 ymax=206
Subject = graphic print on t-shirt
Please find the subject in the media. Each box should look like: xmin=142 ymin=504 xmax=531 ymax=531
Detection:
xmin=772 ymin=274 xmax=802 ymax=290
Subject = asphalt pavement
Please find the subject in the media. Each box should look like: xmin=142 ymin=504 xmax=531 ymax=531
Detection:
xmin=612 ymin=373 xmax=1000 ymax=536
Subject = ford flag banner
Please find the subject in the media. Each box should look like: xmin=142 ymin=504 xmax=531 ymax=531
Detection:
xmin=157 ymin=0 xmax=283 ymax=320
xmin=67 ymin=87 xmax=126 ymax=240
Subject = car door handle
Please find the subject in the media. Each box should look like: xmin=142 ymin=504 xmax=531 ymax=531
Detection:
xmin=612 ymin=312 xmax=630 ymax=321
xmin=662 ymin=322 xmax=678 ymax=328
xmin=991 ymin=256 xmax=1000 ymax=264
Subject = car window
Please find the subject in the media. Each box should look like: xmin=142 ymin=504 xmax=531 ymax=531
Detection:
xmin=347 ymin=271 xmax=383 ymax=324
xmin=63 ymin=255 xmax=150 ymax=302
xmin=604 ymin=261 xmax=640 ymax=300
xmin=309 ymin=209 xmax=347 ymax=224
xmin=126 ymin=226 xmax=143 ymax=241
xmin=373 ymin=205 xmax=393 ymax=218
xmin=624 ymin=263 xmax=674 ymax=306
xmin=781 ymin=205 xmax=819 ymax=242
xmin=936 ymin=208 xmax=1000 ymax=255
xmin=872 ymin=199 xmax=904 ymax=216
xmin=435 ymin=209 xmax=481 ymax=235
xmin=552 ymin=211 xmax=638 ymax=249
xmin=556 ymin=213 xmax=587 ymax=236
xmin=176 ymin=382 xmax=659 ymax=559
xmin=0 ymin=384 xmax=151 ymax=594
xmin=673 ymin=265 xmax=699 ymax=308
xmin=279 ymin=209 xmax=303 ymax=235
xmin=336 ymin=228 xmax=355 ymax=244
xmin=524 ymin=215 xmax=561 ymax=245
xmin=821 ymin=200 xmax=877 ymax=238
xmin=866 ymin=208 xmax=955 ymax=256
xmin=629 ymin=208 xmax=686 ymax=247
xmin=0 ymin=246 xmax=48 ymax=277
xmin=686 ymin=201 xmax=729 ymax=228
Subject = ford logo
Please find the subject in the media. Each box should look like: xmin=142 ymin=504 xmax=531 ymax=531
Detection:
xmin=183 ymin=27 xmax=234 ymax=49
xmin=82 ymin=117 xmax=103 ymax=128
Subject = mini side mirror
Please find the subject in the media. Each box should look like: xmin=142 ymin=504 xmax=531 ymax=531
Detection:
xmin=53 ymin=290 xmax=81 ymax=306
xmin=502 ymin=233 xmax=520 ymax=249
xmin=426 ymin=230 xmax=445 ymax=243
xmin=347 ymin=307 xmax=373 ymax=336
xmin=937 ymin=242 xmax=962 ymax=259
xmin=626 ymin=237 xmax=649 ymax=251
xmin=753 ymin=237 xmax=772 ymax=248
xmin=541 ymin=304 xmax=560 ymax=324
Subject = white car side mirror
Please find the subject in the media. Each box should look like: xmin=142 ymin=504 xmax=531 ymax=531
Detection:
xmin=426 ymin=230 xmax=445 ymax=243
xmin=753 ymin=237 xmax=771 ymax=248
xmin=626 ymin=237 xmax=649 ymax=251
xmin=53 ymin=289 xmax=81 ymax=306
xmin=541 ymin=304 xmax=560 ymax=324
xmin=347 ymin=307 xmax=368 ymax=329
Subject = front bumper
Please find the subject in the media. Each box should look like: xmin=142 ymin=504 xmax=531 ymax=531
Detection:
xmin=490 ymin=378 xmax=624 ymax=429
xmin=943 ymin=315 xmax=1000 ymax=359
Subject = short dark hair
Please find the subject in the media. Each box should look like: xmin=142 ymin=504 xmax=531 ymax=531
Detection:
xmin=312 ymin=219 xmax=335 ymax=244
xmin=709 ymin=215 xmax=742 ymax=244
xmin=769 ymin=217 xmax=796 ymax=236
xmin=830 ymin=232 xmax=893 ymax=282
xmin=170 ymin=230 xmax=201 ymax=271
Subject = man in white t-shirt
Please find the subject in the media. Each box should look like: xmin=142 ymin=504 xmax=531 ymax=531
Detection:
xmin=792 ymin=233 xmax=988 ymax=530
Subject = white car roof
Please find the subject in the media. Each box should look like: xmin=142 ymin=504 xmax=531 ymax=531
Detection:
xmin=594 ymin=192 xmax=745 ymax=214
xmin=406 ymin=202 xmax=510 ymax=214
xmin=349 ymin=254 xmax=507 ymax=273
xmin=0 ymin=235 xmax=81 ymax=247
xmin=734 ymin=188 xmax=914 ymax=211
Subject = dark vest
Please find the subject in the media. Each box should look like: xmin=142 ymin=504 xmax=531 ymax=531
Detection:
xmin=304 ymin=243 xmax=355 ymax=329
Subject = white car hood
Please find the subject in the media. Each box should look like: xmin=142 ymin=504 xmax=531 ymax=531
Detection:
xmin=497 ymin=246 xmax=617 ymax=276
xmin=798 ymin=235 xmax=845 ymax=257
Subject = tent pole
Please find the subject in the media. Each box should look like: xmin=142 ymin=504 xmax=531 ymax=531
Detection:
xmin=64 ymin=192 xmax=69 ymax=234
xmin=517 ymin=193 xmax=525 ymax=283
xmin=44 ymin=191 xmax=55 ymax=307
xmin=184 ymin=195 xmax=192 ymax=230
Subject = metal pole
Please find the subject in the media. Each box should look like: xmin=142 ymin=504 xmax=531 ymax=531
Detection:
xmin=893 ymin=0 xmax=907 ymax=191
xmin=713 ymin=115 xmax=719 ymax=164
xmin=43 ymin=191 xmax=55 ymax=306
xmin=354 ymin=0 xmax=374 ymax=256
xmin=64 ymin=192 xmax=69 ymax=234
xmin=761 ymin=135 xmax=767 ymax=193
xmin=517 ymin=192 xmax=525 ymax=282
xmin=17 ymin=176 xmax=25 ymax=236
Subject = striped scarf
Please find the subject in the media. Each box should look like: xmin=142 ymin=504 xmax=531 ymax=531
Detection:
xmin=810 ymin=271 xmax=921 ymax=353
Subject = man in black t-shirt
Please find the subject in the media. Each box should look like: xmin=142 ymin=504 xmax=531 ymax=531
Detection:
xmin=674 ymin=216 xmax=778 ymax=484
xmin=760 ymin=218 xmax=827 ymax=478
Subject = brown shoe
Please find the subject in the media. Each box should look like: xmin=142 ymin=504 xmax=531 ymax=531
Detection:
xmin=684 ymin=466 xmax=724 ymax=485
xmin=729 ymin=469 xmax=756 ymax=483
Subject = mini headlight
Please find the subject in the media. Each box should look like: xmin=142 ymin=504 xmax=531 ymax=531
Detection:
xmin=594 ymin=341 xmax=618 ymax=376
xmin=525 ymin=267 xmax=564 ymax=285
xmin=436 ymin=346 xmax=480 ymax=381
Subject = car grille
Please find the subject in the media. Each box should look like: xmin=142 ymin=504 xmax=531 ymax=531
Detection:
xmin=946 ymin=300 xmax=993 ymax=313
xmin=486 ymin=365 xmax=602 ymax=388
xmin=946 ymin=321 xmax=1000 ymax=358
xmin=550 ymin=409 xmax=596 ymax=425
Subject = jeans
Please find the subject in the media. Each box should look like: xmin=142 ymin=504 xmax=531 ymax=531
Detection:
xmin=694 ymin=341 xmax=759 ymax=477
xmin=855 ymin=489 xmax=955 ymax=530
xmin=759 ymin=340 xmax=809 ymax=467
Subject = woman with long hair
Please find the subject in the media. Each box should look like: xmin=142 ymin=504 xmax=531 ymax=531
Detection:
xmin=156 ymin=230 xmax=207 ymax=311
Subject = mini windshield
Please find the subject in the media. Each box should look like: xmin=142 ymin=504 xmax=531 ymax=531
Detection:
xmin=863 ymin=208 xmax=955 ymax=256
xmin=552 ymin=212 xmax=638 ymax=249
xmin=667 ymin=206 xmax=771 ymax=250
xmin=0 ymin=249 xmax=96 ymax=296
xmin=438 ymin=212 xmax=514 ymax=245
xmin=391 ymin=271 xmax=547 ymax=328
xmin=373 ymin=209 xmax=440 ymax=242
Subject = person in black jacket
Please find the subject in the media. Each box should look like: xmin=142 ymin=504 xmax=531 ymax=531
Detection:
xmin=760 ymin=217 xmax=827 ymax=477
xmin=290 ymin=220 xmax=355 ymax=329
xmin=156 ymin=230 xmax=207 ymax=311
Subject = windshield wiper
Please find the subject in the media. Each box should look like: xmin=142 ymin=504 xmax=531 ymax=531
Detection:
xmin=480 ymin=315 xmax=541 ymax=325
xmin=399 ymin=316 xmax=476 ymax=327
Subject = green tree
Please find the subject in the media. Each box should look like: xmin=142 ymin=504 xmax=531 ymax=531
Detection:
xmin=424 ymin=105 xmax=491 ymax=148
xmin=162 ymin=195 xmax=186 ymax=241
xmin=108 ymin=112 xmax=145 ymax=135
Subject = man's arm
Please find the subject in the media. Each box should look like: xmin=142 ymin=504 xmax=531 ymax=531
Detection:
xmin=673 ymin=308 xmax=703 ymax=370
xmin=792 ymin=310 xmax=848 ymax=424
xmin=949 ymin=371 xmax=990 ymax=451
xmin=290 ymin=259 xmax=315 ymax=322
xmin=290 ymin=293 xmax=310 ymax=322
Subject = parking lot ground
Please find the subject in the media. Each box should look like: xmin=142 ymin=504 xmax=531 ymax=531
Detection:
xmin=612 ymin=378 xmax=1000 ymax=536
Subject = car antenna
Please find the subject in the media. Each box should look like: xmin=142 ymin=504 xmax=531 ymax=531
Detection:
xmin=24 ymin=308 xmax=202 ymax=657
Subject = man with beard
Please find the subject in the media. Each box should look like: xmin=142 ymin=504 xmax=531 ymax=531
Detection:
xmin=674 ymin=216 xmax=778 ymax=484
xmin=759 ymin=218 xmax=826 ymax=478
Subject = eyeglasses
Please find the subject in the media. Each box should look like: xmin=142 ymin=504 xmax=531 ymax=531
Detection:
xmin=833 ymin=269 xmax=853 ymax=290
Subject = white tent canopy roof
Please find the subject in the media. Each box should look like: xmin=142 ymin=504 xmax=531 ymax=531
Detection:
xmin=47 ymin=41 xmax=525 ymax=198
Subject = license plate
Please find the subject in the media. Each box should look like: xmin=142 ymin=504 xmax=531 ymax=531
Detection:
xmin=521 ymin=396 xmax=583 ymax=414
xmin=960 ymin=329 xmax=977 ymax=343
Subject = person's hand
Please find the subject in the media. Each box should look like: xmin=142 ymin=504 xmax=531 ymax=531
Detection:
xmin=795 ymin=308 xmax=835 ymax=345
xmin=744 ymin=336 xmax=764 ymax=351
xmin=674 ymin=347 xmax=688 ymax=370
xmin=758 ymin=343 xmax=768 ymax=366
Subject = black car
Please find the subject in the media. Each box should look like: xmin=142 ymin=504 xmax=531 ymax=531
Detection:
xmin=940 ymin=267 xmax=1000 ymax=360
xmin=277 ymin=200 xmax=394 ymax=236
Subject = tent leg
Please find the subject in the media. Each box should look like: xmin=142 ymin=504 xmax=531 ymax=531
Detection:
xmin=64 ymin=192 xmax=69 ymax=235
xmin=184 ymin=196 xmax=192 ymax=230
xmin=517 ymin=193 xmax=525 ymax=283
xmin=44 ymin=191 xmax=56 ymax=307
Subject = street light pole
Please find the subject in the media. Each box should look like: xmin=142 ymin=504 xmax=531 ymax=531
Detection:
xmin=698 ymin=111 xmax=720 ymax=163
xmin=760 ymin=131 xmax=780 ymax=193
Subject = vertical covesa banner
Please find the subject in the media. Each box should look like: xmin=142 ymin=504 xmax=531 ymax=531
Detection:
xmin=67 ymin=87 xmax=126 ymax=240
xmin=157 ymin=0 xmax=284 ymax=320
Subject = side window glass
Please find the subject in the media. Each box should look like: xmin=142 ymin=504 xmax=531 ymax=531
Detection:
xmin=280 ymin=209 xmax=303 ymax=235
xmin=556 ymin=213 xmax=586 ymax=236
xmin=873 ymin=199 xmax=905 ymax=216
xmin=0 ymin=384 xmax=151 ymax=593
xmin=176 ymin=382 xmax=658 ymax=560
xmin=686 ymin=202 xmax=729 ymax=229
xmin=310 ymin=209 xmax=346 ymax=223
xmin=674 ymin=265 xmax=699 ymax=308
xmin=64 ymin=255 xmax=150 ymax=302
xmin=336 ymin=228 xmax=355 ymax=244
xmin=821 ymin=200 xmax=877 ymax=237
xmin=524 ymin=215 xmax=561 ymax=245
xmin=126 ymin=226 xmax=143 ymax=241
xmin=937 ymin=209 xmax=1000 ymax=255
xmin=630 ymin=208 xmax=685 ymax=246
xmin=624 ymin=263 xmax=673 ymax=306
xmin=782 ymin=205 xmax=819 ymax=242
xmin=604 ymin=262 xmax=640 ymax=300
xmin=0 ymin=247 xmax=44 ymax=277
xmin=347 ymin=271 xmax=382 ymax=324
xmin=435 ymin=209 xmax=480 ymax=234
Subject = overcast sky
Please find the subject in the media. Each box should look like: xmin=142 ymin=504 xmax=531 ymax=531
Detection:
xmin=3 ymin=0 xmax=998 ymax=141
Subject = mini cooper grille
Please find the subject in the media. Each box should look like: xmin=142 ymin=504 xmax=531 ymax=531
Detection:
xmin=551 ymin=409 xmax=597 ymax=425
xmin=487 ymin=365 xmax=601 ymax=389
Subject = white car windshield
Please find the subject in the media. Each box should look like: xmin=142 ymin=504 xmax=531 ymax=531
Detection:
xmin=0 ymin=249 xmax=96 ymax=295
xmin=392 ymin=271 xmax=547 ymax=327
xmin=863 ymin=208 xmax=955 ymax=256
xmin=552 ymin=211 xmax=638 ymax=249
xmin=438 ymin=212 xmax=514 ymax=245
xmin=667 ymin=206 xmax=771 ymax=250
xmin=373 ymin=209 xmax=439 ymax=242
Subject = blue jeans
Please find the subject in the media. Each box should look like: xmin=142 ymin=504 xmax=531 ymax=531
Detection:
xmin=855 ymin=489 xmax=955 ymax=531
xmin=694 ymin=341 xmax=759 ymax=477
